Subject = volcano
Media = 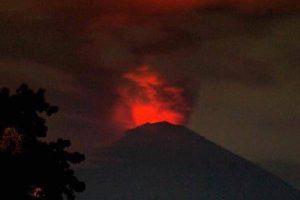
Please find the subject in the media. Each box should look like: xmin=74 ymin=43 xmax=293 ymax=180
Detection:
xmin=80 ymin=122 xmax=300 ymax=200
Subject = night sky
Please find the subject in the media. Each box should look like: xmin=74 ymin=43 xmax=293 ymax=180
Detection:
xmin=1 ymin=0 xmax=300 ymax=189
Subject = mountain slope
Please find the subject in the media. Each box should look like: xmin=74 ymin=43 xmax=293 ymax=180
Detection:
xmin=80 ymin=122 xmax=300 ymax=200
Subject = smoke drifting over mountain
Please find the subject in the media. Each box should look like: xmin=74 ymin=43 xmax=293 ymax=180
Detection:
xmin=9 ymin=0 xmax=299 ymax=14
xmin=112 ymin=66 xmax=192 ymax=129
xmin=1 ymin=0 xmax=300 ymax=189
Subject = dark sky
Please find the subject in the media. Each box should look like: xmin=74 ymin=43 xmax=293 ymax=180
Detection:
xmin=1 ymin=0 xmax=300 ymax=188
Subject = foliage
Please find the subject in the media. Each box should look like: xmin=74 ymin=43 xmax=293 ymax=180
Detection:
xmin=0 ymin=84 xmax=85 ymax=200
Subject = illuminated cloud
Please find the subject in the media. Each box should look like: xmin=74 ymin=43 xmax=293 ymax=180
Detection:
xmin=112 ymin=65 xmax=192 ymax=129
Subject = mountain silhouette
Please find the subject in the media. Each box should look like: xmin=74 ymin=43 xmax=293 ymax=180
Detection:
xmin=80 ymin=122 xmax=300 ymax=200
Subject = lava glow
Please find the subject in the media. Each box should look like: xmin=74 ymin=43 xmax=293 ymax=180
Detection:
xmin=113 ymin=65 xmax=191 ymax=128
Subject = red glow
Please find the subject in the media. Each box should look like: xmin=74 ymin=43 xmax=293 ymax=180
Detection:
xmin=128 ymin=0 xmax=200 ymax=11
xmin=113 ymin=65 xmax=190 ymax=128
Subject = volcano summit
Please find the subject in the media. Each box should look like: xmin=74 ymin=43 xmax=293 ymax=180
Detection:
xmin=80 ymin=122 xmax=300 ymax=200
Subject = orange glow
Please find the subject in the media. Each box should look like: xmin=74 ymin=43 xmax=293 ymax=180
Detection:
xmin=113 ymin=65 xmax=190 ymax=128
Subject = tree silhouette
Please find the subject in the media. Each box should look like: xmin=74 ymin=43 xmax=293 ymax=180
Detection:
xmin=0 ymin=84 xmax=85 ymax=200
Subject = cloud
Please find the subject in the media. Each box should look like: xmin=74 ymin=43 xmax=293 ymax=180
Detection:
xmin=81 ymin=10 xmax=295 ymax=87
xmin=0 ymin=59 xmax=80 ymax=95
xmin=0 ymin=0 xmax=299 ymax=169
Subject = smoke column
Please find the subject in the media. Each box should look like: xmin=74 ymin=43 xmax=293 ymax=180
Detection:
xmin=112 ymin=65 xmax=192 ymax=129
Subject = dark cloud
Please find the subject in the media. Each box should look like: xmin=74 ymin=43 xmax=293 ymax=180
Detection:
xmin=0 ymin=0 xmax=299 ymax=189
xmin=0 ymin=59 xmax=80 ymax=95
